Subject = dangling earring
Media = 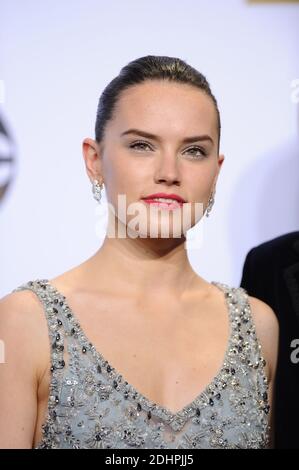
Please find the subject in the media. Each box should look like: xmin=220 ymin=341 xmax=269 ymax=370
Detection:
xmin=92 ymin=178 xmax=104 ymax=203
xmin=205 ymin=188 xmax=215 ymax=217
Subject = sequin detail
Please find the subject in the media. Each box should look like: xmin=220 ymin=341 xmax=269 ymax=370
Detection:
xmin=12 ymin=279 xmax=271 ymax=449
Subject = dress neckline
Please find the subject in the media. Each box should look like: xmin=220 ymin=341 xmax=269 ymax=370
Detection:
xmin=41 ymin=278 xmax=236 ymax=421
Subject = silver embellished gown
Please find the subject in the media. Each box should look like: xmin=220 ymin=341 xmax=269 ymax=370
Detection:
xmin=12 ymin=279 xmax=271 ymax=449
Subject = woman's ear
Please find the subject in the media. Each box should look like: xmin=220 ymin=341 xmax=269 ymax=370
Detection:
xmin=213 ymin=154 xmax=224 ymax=187
xmin=217 ymin=153 xmax=225 ymax=170
xmin=82 ymin=138 xmax=103 ymax=183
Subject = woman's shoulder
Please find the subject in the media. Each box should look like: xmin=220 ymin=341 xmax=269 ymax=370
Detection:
xmin=236 ymin=287 xmax=279 ymax=364
xmin=235 ymin=286 xmax=279 ymax=385
xmin=247 ymin=294 xmax=279 ymax=380
xmin=0 ymin=282 xmax=52 ymax=381
xmin=212 ymin=281 xmax=279 ymax=384
xmin=0 ymin=281 xmax=46 ymax=319
xmin=215 ymin=281 xmax=279 ymax=338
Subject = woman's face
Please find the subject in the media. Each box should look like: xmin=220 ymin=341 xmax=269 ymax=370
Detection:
xmin=84 ymin=80 xmax=224 ymax=240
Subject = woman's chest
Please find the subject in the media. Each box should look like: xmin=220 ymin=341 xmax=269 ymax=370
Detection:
xmin=38 ymin=290 xmax=230 ymax=415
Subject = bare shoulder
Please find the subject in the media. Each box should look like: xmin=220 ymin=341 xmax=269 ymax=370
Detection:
xmin=245 ymin=295 xmax=279 ymax=448
xmin=0 ymin=286 xmax=49 ymax=334
xmin=246 ymin=295 xmax=279 ymax=383
xmin=0 ymin=288 xmax=51 ymax=448
xmin=0 ymin=287 xmax=46 ymax=325
xmin=0 ymin=288 xmax=50 ymax=381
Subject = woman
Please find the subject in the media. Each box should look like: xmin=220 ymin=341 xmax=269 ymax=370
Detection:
xmin=0 ymin=55 xmax=279 ymax=449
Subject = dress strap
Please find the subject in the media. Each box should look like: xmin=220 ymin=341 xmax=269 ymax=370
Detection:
xmin=237 ymin=286 xmax=268 ymax=367
xmin=214 ymin=282 xmax=269 ymax=388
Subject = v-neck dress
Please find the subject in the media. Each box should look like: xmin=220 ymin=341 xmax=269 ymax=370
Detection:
xmin=12 ymin=279 xmax=271 ymax=449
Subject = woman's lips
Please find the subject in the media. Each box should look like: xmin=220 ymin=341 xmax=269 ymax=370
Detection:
xmin=142 ymin=199 xmax=183 ymax=210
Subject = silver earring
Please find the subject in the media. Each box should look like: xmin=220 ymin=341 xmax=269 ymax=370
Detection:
xmin=92 ymin=179 xmax=104 ymax=203
xmin=205 ymin=189 xmax=215 ymax=217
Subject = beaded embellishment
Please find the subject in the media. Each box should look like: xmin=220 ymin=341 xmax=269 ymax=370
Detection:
xmin=12 ymin=279 xmax=271 ymax=449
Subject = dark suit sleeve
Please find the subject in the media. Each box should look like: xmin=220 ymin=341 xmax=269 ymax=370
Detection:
xmin=239 ymin=233 xmax=299 ymax=448
xmin=240 ymin=248 xmax=255 ymax=296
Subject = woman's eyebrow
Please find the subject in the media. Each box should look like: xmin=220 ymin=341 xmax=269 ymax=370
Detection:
xmin=120 ymin=128 xmax=214 ymax=145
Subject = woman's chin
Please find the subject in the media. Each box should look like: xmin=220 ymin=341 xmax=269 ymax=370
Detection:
xmin=126 ymin=225 xmax=187 ymax=240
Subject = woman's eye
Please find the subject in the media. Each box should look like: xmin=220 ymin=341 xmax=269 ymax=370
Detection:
xmin=184 ymin=146 xmax=206 ymax=158
xmin=129 ymin=141 xmax=152 ymax=151
xmin=129 ymin=142 xmax=206 ymax=158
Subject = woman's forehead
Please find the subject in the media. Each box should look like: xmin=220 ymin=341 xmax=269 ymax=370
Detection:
xmin=112 ymin=81 xmax=218 ymax=136
xmin=118 ymin=80 xmax=214 ymax=109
